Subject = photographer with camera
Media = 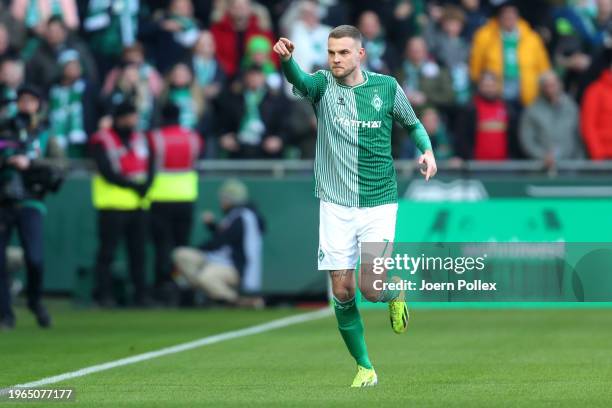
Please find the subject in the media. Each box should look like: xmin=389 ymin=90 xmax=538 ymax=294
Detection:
xmin=0 ymin=85 xmax=63 ymax=330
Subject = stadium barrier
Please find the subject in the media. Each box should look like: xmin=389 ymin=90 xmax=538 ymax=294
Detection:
xmin=16 ymin=160 xmax=612 ymax=300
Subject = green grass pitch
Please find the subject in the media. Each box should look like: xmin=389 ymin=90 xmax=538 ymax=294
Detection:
xmin=2 ymin=302 xmax=612 ymax=407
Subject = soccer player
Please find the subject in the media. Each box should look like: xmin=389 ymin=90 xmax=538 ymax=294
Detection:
xmin=273 ymin=25 xmax=437 ymax=387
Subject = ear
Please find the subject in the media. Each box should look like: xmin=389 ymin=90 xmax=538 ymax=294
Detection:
xmin=359 ymin=47 xmax=365 ymax=59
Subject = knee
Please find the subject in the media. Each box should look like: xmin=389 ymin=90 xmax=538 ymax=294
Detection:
xmin=172 ymin=247 xmax=190 ymax=270
xmin=331 ymin=283 xmax=355 ymax=302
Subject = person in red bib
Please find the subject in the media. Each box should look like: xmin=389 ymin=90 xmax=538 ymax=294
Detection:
xmin=90 ymin=101 xmax=154 ymax=307
xmin=148 ymin=103 xmax=202 ymax=303
xmin=456 ymin=71 xmax=518 ymax=160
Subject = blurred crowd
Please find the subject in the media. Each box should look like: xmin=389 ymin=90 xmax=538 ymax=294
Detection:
xmin=0 ymin=0 xmax=611 ymax=164
xmin=2 ymin=0 xmax=612 ymax=323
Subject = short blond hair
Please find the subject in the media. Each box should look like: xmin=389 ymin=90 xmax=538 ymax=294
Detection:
xmin=329 ymin=25 xmax=362 ymax=45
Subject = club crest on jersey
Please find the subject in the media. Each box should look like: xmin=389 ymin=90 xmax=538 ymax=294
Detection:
xmin=337 ymin=96 xmax=345 ymax=106
xmin=371 ymin=94 xmax=383 ymax=112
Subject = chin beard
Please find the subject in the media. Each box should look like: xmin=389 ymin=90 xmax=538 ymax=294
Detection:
xmin=331 ymin=65 xmax=356 ymax=80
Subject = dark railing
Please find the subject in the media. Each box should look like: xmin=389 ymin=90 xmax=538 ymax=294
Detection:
xmin=65 ymin=159 xmax=612 ymax=178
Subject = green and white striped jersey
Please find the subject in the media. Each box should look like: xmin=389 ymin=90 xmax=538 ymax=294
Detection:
xmin=282 ymin=59 xmax=430 ymax=207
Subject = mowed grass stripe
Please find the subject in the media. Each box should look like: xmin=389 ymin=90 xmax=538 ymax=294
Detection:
xmin=61 ymin=309 xmax=612 ymax=407
xmin=1 ymin=308 xmax=332 ymax=393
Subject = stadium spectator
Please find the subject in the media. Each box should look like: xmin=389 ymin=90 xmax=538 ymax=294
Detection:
xmin=403 ymin=106 xmax=456 ymax=161
xmin=25 ymin=16 xmax=97 ymax=93
xmin=102 ymin=63 xmax=156 ymax=132
xmin=285 ymin=98 xmax=317 ymax=158
xmin=387 ymin=0 xmax=425 ymax=52
xmin=0 ymin=56 xmax=24 ymax=119
xmin=318 ymin=0 xmax=349 ymax=28
xmin=241 ymin=35 xmax=282 ymax=90
xmin=11 ymin=0 xmax=79 ymax=34
xmin=192 ymin=31 xmax=225 ymax=99
xmin=210 ymin=0 xmax=272 ymax=30
xmin=470 ymin=0 xmax=551 ymax=107
xmin=596 ymin=0 xmax=612 ymax=38
xmin=102 ymin=43 xmax=163 ymax=99
xmin=48 ymin=49 xmax=97 ymax=158
xmin=358 ymin=10 xmax=398 ymax=75
xmin=0 ymin=5 xmax=26 ymax=51
xmin=460 ymin=0 xmax=488 ymax=41
xmin=90 ymin=101 xmax=154 ymax=307
xmin=173 ymin=179 xmax=265 ymax=308
xmin=148 ymin=103 xmax=202 ymax=304
xmin=190 ymin=0 xmax=214 ymax=28
xmin=519 ymin=71 xmax=582 ymax=165
xmin=580 ymin=60 xmax=612 ymax=159
xmin=283 ymin=0 xmax=330 ymax=74
xmin=424 ymin=5 xmax=471 ymax=104
xmin=82 ymin=0 xmax=144 ymax=78
xmin=143 ymin=0 xmax=200 ymax=74
xmin=159 ymin=62 xmax=203 ymax=131
xmin=397 ymin=36 xmax=455 ymax=113
xmin=192 ymin=30 xmax=225 ymax=151
xmin=0 ymin=85 xmax=60 ymax=329
xmin=210 ymin=0 xmax=276 ymax=78
xmin=0 ymin=22 xmax=22 ymax=59
xmin=279 ymin=0 xmax=345 ymax=34
xmin=214 ymin=63 xmax=287 ymax=159
xmin=455 ymin=71 xmax=517 ymax=160
xmin=550 ymin=0 xmax=612 ymax=98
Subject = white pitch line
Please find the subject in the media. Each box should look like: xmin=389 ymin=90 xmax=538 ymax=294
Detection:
xmin=1 ymin=308 xmax=332 ymax=394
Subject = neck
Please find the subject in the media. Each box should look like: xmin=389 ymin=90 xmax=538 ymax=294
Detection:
xmin=547 ymin=94 xmax=560 ymax=104
xmin=62 ymin=77 xmax=77 ymax=86
xmin=337 ymin=67 xmax=365 ymax=87
xmin=233 ymin=16 xmax=248 ymax=31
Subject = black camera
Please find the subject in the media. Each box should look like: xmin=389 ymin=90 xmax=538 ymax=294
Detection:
xmin=0 ymin=113 xmax=64 ymax=203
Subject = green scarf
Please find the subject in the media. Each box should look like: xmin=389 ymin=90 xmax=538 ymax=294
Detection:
xmin=170 ymin=15 xmax=197 ymax=31
xmin=502 ymin=31 xmax=519 ymax=79
xmin=169 ymin=86 xmax=196 ymax=129
xmin=85 ymin=0 xmax=140 ymax=55
xmin=401 ymin=62 xmax=421 ymax=91
xmin=364 ymin=37 xmax=386 ymax=69
xmin=237 ymin=88 xmax=266 ymax=145
xmin=193 ymin=56 xmax=217 ymax=87
xmin=26 ymin=0 xmax=64 ymax=25
xmin=501 ymin=30 xmax=520 ymax=100
xmin=169 ymin=14 xmax=199 ymax=46
xmin=0 ymin=87 xmax=17 ymax=120
xmin=49 ymin=79 xmax=86 ymax=157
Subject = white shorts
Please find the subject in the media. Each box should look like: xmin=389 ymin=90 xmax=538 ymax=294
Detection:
xmin=318 ymin=200 xmax=398 ymax=270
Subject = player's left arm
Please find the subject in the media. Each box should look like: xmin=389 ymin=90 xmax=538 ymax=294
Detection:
xmin=391 ymin=82 xmax=437 ymax=181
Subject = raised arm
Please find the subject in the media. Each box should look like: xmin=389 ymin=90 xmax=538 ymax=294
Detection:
xmin=281 ymin=57 xmax=314 ymax=96
xmin=274 ymin=37 xmax=326 ymax=102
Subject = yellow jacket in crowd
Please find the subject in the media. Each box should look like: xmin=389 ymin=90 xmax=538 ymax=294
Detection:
xmin=470 ymin=18 xmax=551 ymax=106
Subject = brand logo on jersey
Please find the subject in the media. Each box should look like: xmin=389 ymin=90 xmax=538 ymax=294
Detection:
xmin=337 ymin=97 xmax=345 ymax=106
xmin=371 ymin=94 xmax=383 ymax=112
xmin=334 ymin=116 xmax=382 ymax=129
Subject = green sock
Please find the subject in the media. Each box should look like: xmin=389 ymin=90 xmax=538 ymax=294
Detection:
xmin=333 ymin=296 xmax=373 ymax=369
